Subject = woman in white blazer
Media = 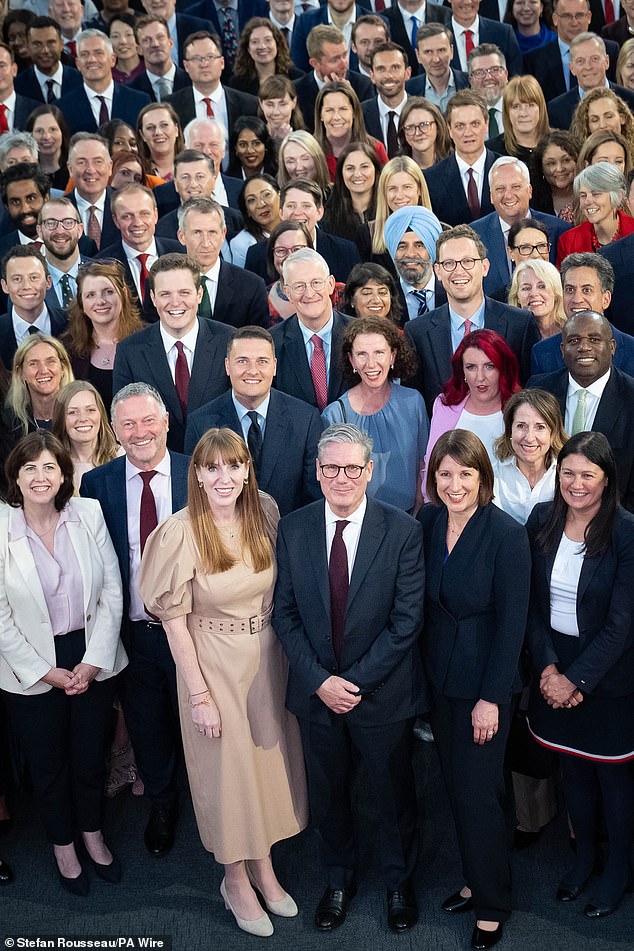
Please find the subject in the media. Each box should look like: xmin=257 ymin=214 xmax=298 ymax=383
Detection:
xmin=0 ymin=432 xmax=127 ymax=896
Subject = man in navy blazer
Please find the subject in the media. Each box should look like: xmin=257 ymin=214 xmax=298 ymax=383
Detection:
xmin=382 ymin=0 xmax=452 ymax=74
xmin=14 ymin=15 xmax=83 ymax=103
xmin=361 ymin=42 xmax=412 ymax=157
xmin=291 ymin=2 xmax=372 ymax=73
xmin=405 ymin=224 xmax=540 ymax=411
xmin=81 ymin=382 xmax=189 ymax=857
xmin=128 ymin=15 xmax=192 ymax=102
xmin=55 ymin=31 xmax=150 ymax=135
xmin=273 ymin=423 xmax=425 ymax=932
xmin=527 ymin=310 xmax=634 ymax=512
xmin=185 ymin=326 xmax=322 ymax=515
xmin=599 ymin=232 xmax=634 ymax=336
xmin=524 ymin=29 xmax=620 ymax=104
xmin=166 ymin=62 xmax=259 ymax=134
xmin=447 ymin=1 xmax=523 ymax=76
xmin=113 ymin=253 xmax=232 ymax=454
xmin=0 ymin=246 xmax=67 ymax=370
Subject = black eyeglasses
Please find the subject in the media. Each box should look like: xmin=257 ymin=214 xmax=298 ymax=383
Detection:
xmin=511 ymin=242 xmax=550 ymax=256
xmin=318 ymin=463 xmax=366 ymax=479
xmin=437 ymin=257 xmax=484 ymax=272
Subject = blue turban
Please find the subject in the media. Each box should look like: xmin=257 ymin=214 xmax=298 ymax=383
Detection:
xmin=383 ymin=206 xmax=443 ymax=263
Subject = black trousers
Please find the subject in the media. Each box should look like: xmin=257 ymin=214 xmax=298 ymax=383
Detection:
xmin=120 ymin=620 xmax=181 ymax=808
xmin=299 ymin=713 xmax=418 ymax=891
xmin=3 ymin=628 xmax=115 ymax=845
xmin=430 ymin=692 xmax=513 ymax=923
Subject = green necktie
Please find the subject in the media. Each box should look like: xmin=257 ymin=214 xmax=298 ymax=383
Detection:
xmin=59 ymin=273 xmax=74 ymax=309
xmin=198 ymin=275 xmax=212 ymax=319
xmin=488 ymin=107 xmax=500 ymax=139
xmin=571 ymin=388 xmax=587 ymax=435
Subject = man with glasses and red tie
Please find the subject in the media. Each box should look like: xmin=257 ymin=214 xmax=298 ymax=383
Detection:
xmin=405 ymin=223 xmax=539 ymax=411
xmin=81 ymin=382 xmax=189 ymax=857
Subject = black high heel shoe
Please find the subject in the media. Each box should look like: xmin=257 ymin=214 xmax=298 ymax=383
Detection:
xmin=80 ymin=838 xmax=122 ymax=883
xmin=55 ymin=857 xmax=88 ymax=896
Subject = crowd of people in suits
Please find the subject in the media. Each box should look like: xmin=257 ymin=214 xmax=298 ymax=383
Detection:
xmin=1 ymin=0 xmax=634 ymax=949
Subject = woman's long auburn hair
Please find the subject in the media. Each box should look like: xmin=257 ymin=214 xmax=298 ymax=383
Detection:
xmin=64 ymin=261 xmax=143 ymax=359
xmin=187 ymin=428 xmax=274 ymax=575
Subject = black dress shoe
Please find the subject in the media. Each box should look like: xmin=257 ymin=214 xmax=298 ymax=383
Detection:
xmin=387 ymin=886 xmax=418 ymax=932
xmin=314 ymin=884 xmax=356 ymax=931
xmin=584 ymin=901 xmax=619 ymax=919
xmin=471 ymin=923 xmax=503 ymax=950
xmin=0 ymin=858 xmax=13 ymax=884
xmin=144 ymin=804 xmax=177 ymax=856
xmin=556 ymin=882 xmax=585 ymax=903
xmin=442 ymin=889 xmax=474 ymax=913
xmin=57 ymin=865 xmax=89 ymax=896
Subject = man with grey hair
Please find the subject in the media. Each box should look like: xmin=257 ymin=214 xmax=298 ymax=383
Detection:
xmin=81 ymin=381 xmax=190 ymax=857
xmin=271 ymin=248 xmax=353 ymax=410
xmin=274 ymin=422 xmax=425 ymax=933
xmin=66 ymin=133 xmax=117 ymax=250
xmin=471 ymin=156 xmax=571 ymax=295
xmin=176 ymin=197 xmax=268 ymax=328
xmin=55 ymin=29 xmax=150 ymax=134
xmin=547 ymin=31 xmax=634 ymax=129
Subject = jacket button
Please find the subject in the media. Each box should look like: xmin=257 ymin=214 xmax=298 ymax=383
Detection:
xmin=86 ymin=614 xmax=92 ymax=622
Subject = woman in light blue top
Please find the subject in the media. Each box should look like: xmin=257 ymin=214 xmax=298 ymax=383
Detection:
xmin=322 ymin=316 xmax=428 ymax=512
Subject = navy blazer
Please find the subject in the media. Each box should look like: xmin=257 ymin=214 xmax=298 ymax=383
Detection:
xmin=0 ymin=305 xmax=67 ymax=371
xmin=527 ymin=365 xmax=634 ymax=512
xmin=273 ymin=497 xmax=426 ymax=725
xmin=184 ymin=388 xmax=322 ymax=515
xmin=405 ymin=297 xmax=540 ymax=412
xmin=418 ymin=503 xmax=531 ymax=702
xmin=96 ymin=238 xmax=184 ymax=324
xmin=245 ymin=228 xmax=361 ymax=284
xmin=406 ymin=67 xmax=469 ymax=96
xmin=173 ymin=11 xmax=215 ymax=66
xmin=382 ymin=3 xmax=452 ymax=75
xmin=523 ymin=38 xmax=620 ymax=103
xmin=291 ymin=4 xmax=370 ymax=74
xmin=13 ymin=93 xmax=41 ymax=131
xmin=80 ymin=450 xmax=189 ymax=630
xmin=55 ymin=83 xmax=151 ymax=134
xmin=548 ymin=82 xmax=634 ymax=130
xmin=67 ymin=188 xmax=120 ymax=251
xmin=112 ymin=318 xmax=232 ymax=453
xmin=294 ymin=69 xmax=374 ymax=132
xmin=526 ymin=502 xmax=634 ymax=697
xmin=165 ymin=85 xmax=259 ymax=132
xmin=449 ymin=17 xmax=523 ymax=77
xmin=153 ymin=175 xmax=244 ymax=216
xmin=14 ymin=65 xmax=82 ymax=103
xmin=599 ymin=233 xmax=634 ymax=336
xmin=128 ymin=66 xmax=192 ymax=102
xmin=423 ymin=149 xmax=500 ymax=227
xmin=210 ymin=260 xmax=269 ymax=328
xmin=361 ymin=97 xmax=384 ymax=146
xmin=471 ymin=209 xmax=571 ymax=296
xmin=271 ymin=310 xmax=353 ymax=408
xmin=531 ymin=324 xmax=634 ymax=376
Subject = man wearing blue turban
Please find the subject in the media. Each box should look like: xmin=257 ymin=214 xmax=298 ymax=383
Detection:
xmin=383 ymin=206 xmax=445 ymax=322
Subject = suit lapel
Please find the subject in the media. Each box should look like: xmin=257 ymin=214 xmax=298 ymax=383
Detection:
xmin=305 ymin=504 xmax=331 ymax=623
xmin=9 ymin=534 xmax=49 ymax=620
xmin=284 ymin=318 xmax=317 ymax=403
xmin=347 ymin=502 xmax=385 ymax=611
xmin=66 ymin=517 xmax=93 ymax=616
xmin=426 ymin=307 xmax=454 ymax=382
xmin=188 ymin=320 xmax=221 ymax=411
xmin=146 ymin=327 xmax=183 ymax=423
xmin=593 ymin=370 xmax=620 ymax=438
xmin=212 ymin=259 xmax=233 ymax=322
xmin=258 ymin=394 xmax=286 ymax=486
xmin=328 ymin=313 xmax=347 ymax=401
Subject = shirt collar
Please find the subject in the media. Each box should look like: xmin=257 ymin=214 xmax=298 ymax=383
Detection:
xmin=84 ymin=80 xmax=114 ymax=101
xmin=270 ymin=13 xmax=294 ymax=30
xmin=125 ymin=450 xmax=170 ymax=483
xmin=11 ymin=304 xmax=48 ymax=333
xmin=159 ymin=318 xmax=199 ymax=356
xmin=147 ymin=62 xmax=176 ymax=83
xmin=452 ymin=14 xmax=477 ymax=33
xmin=455 ymin=148 xmax=487 ymax=177
xmin=0 ymin=91 xmax=15 ymax=110
xmin=324 ymin=495 xmax=367 ymax=527
xmin=203 ymin=258 xmax=222 ymax=282
xmin=449 ymin=296 xmax=486 ymax=330
xmin=47 ymin=258 xmax=80 ymax=281
xmin=298 ymin=312 xmax=334 ymax=346
xmin=232 ymin=390 xmax=272 ymax=421
xmin=377 ymin=92 xmax=407 ymax=118
xmin=399 ymin=1 xmax=426 ymax=18
xmin=123 ymin=238 xmax=158 ymax=260
xmin=567 ymin=366 xmax=612 ymax=396
xmin=35 ymin=62 xmax=64 ymax=85
xmin=75 ymin=189 xmax=106 ymax=213
xmin=10 ymin=502 xmax=79 ymax=541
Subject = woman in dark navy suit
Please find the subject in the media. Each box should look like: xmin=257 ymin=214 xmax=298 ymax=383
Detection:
xmin=526 ymin=431 xmax=634 ymax=920
xmin=418 ymin=429 xmax=531 ymax=951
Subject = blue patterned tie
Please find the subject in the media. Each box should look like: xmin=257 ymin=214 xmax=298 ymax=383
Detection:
xmin=412 ymin=289 xmax=428 ymax=317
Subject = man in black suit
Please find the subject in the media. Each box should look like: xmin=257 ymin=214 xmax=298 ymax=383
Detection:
xmin=0 ymin=245 xmax=67 ymax=370
xmin=166 ymin=32 xmax=259 ymax=146
xmin=405 ymin=23 xmax=469 ymax=108
xmin=245 ymin=179 xmax=361 ymax=284
xmin=81 ymin=382 xmax=190 ymax=857
xmin=350 ymin=14 xmax=389 ymax=81
xmin=424 ymin=89 xmax=500 ymax=226
xmin=140 ymin=0 xmax=211 ymax=67
xmin=271 ymin=247 xmax=353 ymax=409
xmin=446 ymin=0 xmax=523 ymax=75
xmin=381 ymin=0 xmax=451 ymax=74
xmin=0 ymin=42 xmax=40 ymax=133
xmin=177 ymin=197 xmax=269 ymax=331
xmin=273 ymin=423 xmax=425 ymax=933
xmin=548 ymin=32 xmax=634 ymax=129
xmin=14 ymin=16 xmax=83 ymax=103
xmin=128 ymin=15 xmax=191 ymax=102
xmin=467 ymin=43 xmax=508 ymax=139
xmin=185 ymin=326 xmax=322 ymax=515
xmin=55 ymin=30 xmax=151 ymax=135
xmin=527 ymin=311 xmax=634 ymax=512
xmin=405 ymin=224 xmax=540 ymax=411
xmin=362 ymin=42 xmax=411 ymax=158
xmin=291 ymin=1 xmax=374 ymax=73
xmin=113 ymin=253 xmax=232 ymax=453
xmin=66 ymin=133 xmax=120 ymax=252
xmin=97 ymin=184 xmax=183 ymax=324
xmin=293 ymin=25 xmax=374 ymax=131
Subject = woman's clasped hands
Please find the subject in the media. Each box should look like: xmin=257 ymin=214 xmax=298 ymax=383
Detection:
xmin=540 ymin=664 xmax=584 ymax=709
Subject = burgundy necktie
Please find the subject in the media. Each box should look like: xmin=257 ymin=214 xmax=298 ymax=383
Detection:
xmin=137 ymin=252 xmax=149 ymax=300
xmin=0 ymin=104 xmax=8 ymax=135
xmin=467 ymin=167 xmax=480 ymax=219
xmin=604 ymin=0 xmax=615 ymax=23
xmin=139 ymin=470 xmax=158 ymax=555
xmin=329 ymin=519 xmax=350 ymax=665
xmin=464 ymin=29 xmax=474 ymax=57
xmin=97 ymin=95 xmax=109 ymax=126
xmin=374 ymin=0 xmax=385 ymax=10
xmin=174 ymin=340 xmax=190 ymax=418
xmin=386 ymin=110 xmax=399 ymax=159
xmin=310 ymin=334 xmax=328 ymax=410
xmin=202 ymin=97 xmax=214 ymax=117
xmin=66 ymin=40 xmax=77 ymax=58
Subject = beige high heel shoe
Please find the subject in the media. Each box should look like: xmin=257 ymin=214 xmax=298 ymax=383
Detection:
xmin=246 ymin=864 xmax=299 ymax=917
xmin=219 ymin=878 xmax=274 ymax=937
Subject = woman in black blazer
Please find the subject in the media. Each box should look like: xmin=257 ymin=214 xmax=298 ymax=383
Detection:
xmin=526 ymin=431 xmax=634 ymax=920
xmin=418 ymin=429 xmax=531 ymax=951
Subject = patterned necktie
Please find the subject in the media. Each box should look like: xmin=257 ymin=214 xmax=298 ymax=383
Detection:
xmin=221 ymin=8 xmax=238 ymax=67
xmin=463 ymin=318 xmax=473 ymax=337
xmin=174 ymin=340 xmax=190 ymax=418
xmin=155 ymin=77 xmax=170 ymax=102
xmin=59 ymin=273 xmax=74 ymax=308
xmin=310 ymin=334 xmax=328 ymax=410
xmin=412 ymin=289 xmax=428 ymax=317
xmin=137 ymin=253 xmax=150 ymax=300
xmin=202 ymin=97 xmax=214 ymax=117
xmin=45 ymin=79 xmax=56 ymax=104
xmin=87 ymin=205 xmax=101 ymax=249
xmin=0 ymin=104 xmax=8 ymax=135
xmin=464 ymin=29 xmax=474 ymax=58
xmin=198 ymin=275 xmax=212 ymax=318
xmin=139 ymin=470 xmax=158 ymax=555
xmin=571 ymin=388 xmax=587 ymax=434
xmin=386 ymin=111 xmax=399 ymax=159
xmin=467 ymin=167 xmax=480 ymax=218
xmin=329 ymin=519 xmax=350 ymax=665
xmin=246 ymin=410 xmax=263 ymax=475
xmin=488 ymin=107 xmax=500 ymax=138
xmin=97 ymin=95 xmax=109 ymax=126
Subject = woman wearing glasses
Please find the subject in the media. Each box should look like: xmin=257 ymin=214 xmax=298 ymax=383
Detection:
xmin=555 ymin=163 xmax=634 ymax=266
xmin=397 ymin=98 xmax=452 ymax=171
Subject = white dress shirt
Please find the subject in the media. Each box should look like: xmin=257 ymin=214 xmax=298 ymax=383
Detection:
xmin=377 ymin=92 xmax=408 ymax=144
xmin=325 ymin=496 xmax=367 ymax=580
xmin=35 ymin=62 xmax=64 ymax=101
xmin=493 ymin=456 xmax=557 ymax=525
xmin=455 ymin=149 xmax=487 ymax=203
xmin=11 ymin=305 xmax=51 ymax=342
xmin=0 ymin=91 xmax=16 ymax=132
xmin=452 ymin=16 xmax=479 ymax=72
xmin=201 ymin=257 xmax=222 ymax=313
xmin=126 ymin=451 xmax=173 ymax=621
xmin=123 ymin=239 xmax=159 ymax=298
xmin=75 ymin=189 xmax=106 ymax=233
xmin=159 ymin=319 xmax=199 ymax=382
xmin=564 ymin=368 xmax=611 ymax=433
xmin=84 ymin=80 xmax=114 ymax=126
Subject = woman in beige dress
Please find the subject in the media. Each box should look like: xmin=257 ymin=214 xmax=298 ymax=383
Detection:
xmin=139 ymin=428 xmax=307 ymax=938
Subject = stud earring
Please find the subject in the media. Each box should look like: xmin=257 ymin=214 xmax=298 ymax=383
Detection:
xmin=198 ymin=481 xmax=203 ymax=488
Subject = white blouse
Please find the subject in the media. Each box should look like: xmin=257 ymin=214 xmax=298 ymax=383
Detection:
xmin=456 ymin=408 xmax=504 ymax=463
xmin=493 ymin=457 xmax=557 ymax=525
xmin=550 ymin=533 xmax=584 ymax=637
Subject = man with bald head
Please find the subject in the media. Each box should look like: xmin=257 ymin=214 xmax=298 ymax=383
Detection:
xmin=528 ymin=310 xmax=634 ymax=511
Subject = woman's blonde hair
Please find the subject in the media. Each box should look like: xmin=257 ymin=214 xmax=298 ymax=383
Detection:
xmin=6 ymin=334 xmax=73 ymax=436
xmin=277 ymin=129 xmax=331 ymax=194
xmin=616 ymin=36 xmax=634 ymax=87
xmin=52 ymin=380 xmax=119 ymax=469
xmin=187 ymin=428 xmax=274 ymax=574
xmin=372 ymin=155 xmax=432 ymax=254
xmin=508 ymin=258 xmax=566 ymax=328
xmin=502 ymin=75 xmax=550 ymax=155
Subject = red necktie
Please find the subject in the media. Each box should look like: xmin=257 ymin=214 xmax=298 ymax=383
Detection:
xmin=463 ymin=318 xmax=473 ymax=337
xmin=374 ymin=0 xmax=385 ymax=9
xmin=66 ymin=40 xmax=77 ymax=58
xmin=604 ymin=0 xmax=615 ymax=23
xmin=329 ymin=519 xmax=349 ymax=664
xmin=139 ymin=470 xmax=158 ymax=555
xmin=310 ymin=334 xmax=328 ymax=410
xmin=174 ymin=340 xmax=190 ymax=417
xmin=202 ymin=97 xmax=214 ymax=117
xmin=137 ymin=253 xmax=149 ymax=300
xmin=464 ymin=29 xmax=474 ymax=58
xmin=0 ymin=104 xmax=8 ymax=134
xmin=467 ymin=167 xmax=480 ymax=219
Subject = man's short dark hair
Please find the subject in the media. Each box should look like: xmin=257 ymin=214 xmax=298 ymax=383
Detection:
xmin=280 ymin=177 xmax=323 ymax=209
xmin=183 ymin=30 xmax=222 ymax=59
xmin=1 ymin=243 xmax=49 ymax=280
xmin=149 ymin=252 xmax=201 ymax=293
xmin=28 ymin=16 xmax=62 ymax=38
xmin=370 ymin=41 xmax=408 ymax=69
xmin=174 ymin=149 xmax=215 ymax=175
xmin=0 ymin=162 xmax=49 ymax=207
xmin=416 ymin=22 xmax=454 ymax=47
xmin=227 ymin=325 xmax=274 ymax=357
xmin=560 ymin=252 xmax=615 ymax=294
